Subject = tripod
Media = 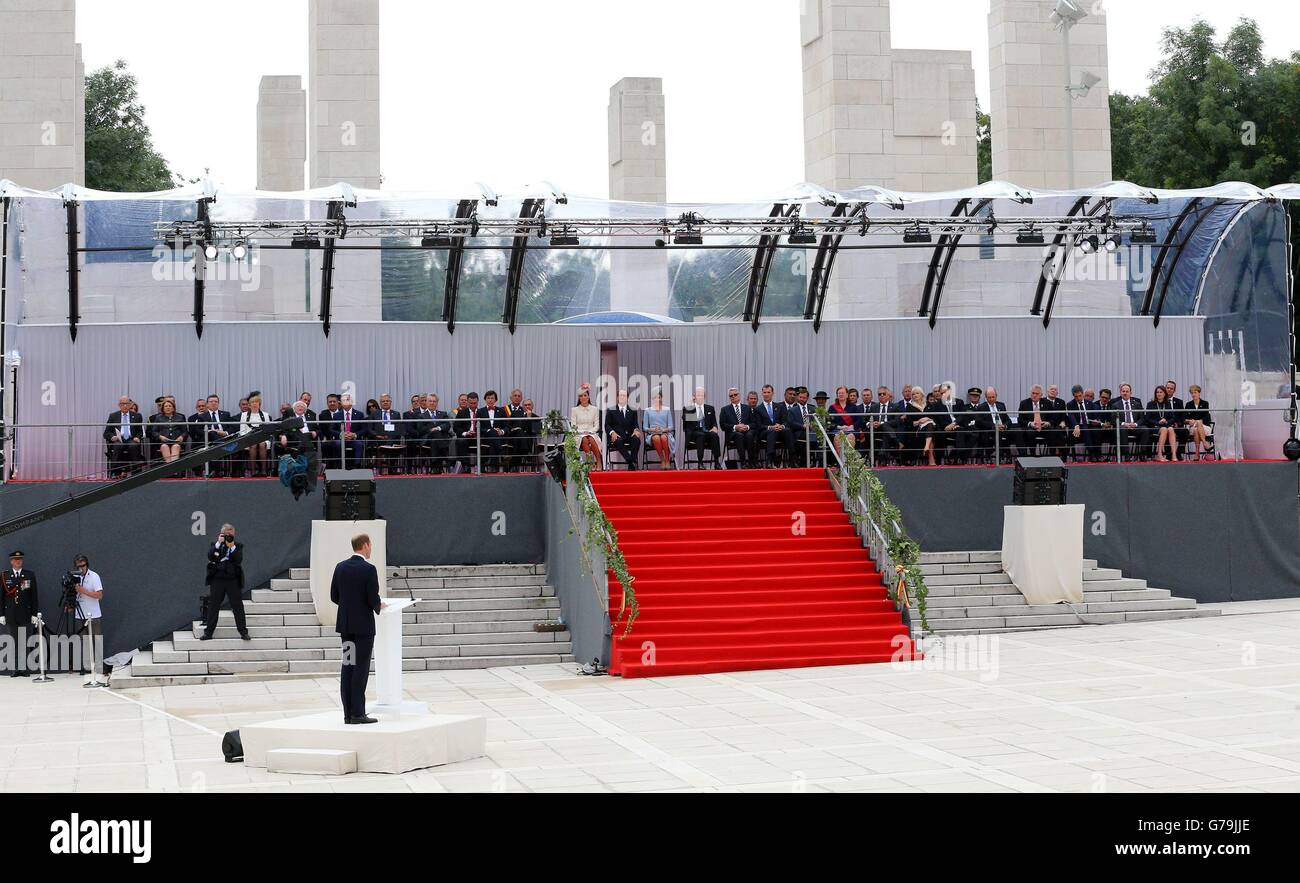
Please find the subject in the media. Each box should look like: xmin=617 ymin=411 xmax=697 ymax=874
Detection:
xmin=54 ymin=590 xmax=107 ymax=687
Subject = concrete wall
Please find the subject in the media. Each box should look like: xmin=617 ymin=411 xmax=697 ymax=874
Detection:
xmin=989 ymin=0 xmax=1112 ymax=188
xmin=0 ymin=0 xmax=81 ymax=189
xmin=308 ymin=0 xmax=381 ymax=188
xmin=892 ymin=48 xmax=978 ymax=193
xmin=257 ymin=75 xmax=306 ymax=192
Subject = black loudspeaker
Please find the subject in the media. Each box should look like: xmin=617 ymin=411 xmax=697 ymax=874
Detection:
xmin=324 ymin=469 xmax=376 ymax=520
xmin=1013 ymin=456 xmax=1067 ymax=505
xmin=221 ymin=730 xmax=244 ymax=763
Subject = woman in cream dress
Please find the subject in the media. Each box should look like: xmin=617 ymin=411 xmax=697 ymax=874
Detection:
xmin=238 ymin=391 xmax=273 ymax=476
xmin=570 ymin=384 xmax=603 ymax=469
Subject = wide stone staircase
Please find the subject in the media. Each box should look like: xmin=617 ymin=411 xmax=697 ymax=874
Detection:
xmin=112 ymin=564 xmax=574 ymax=688
xmin=919 ymin=551 xmax=1221 ymax=635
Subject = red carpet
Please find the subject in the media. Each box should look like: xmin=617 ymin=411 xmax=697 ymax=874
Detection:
xmin=589 ymin=467 xmax=918 ymax=678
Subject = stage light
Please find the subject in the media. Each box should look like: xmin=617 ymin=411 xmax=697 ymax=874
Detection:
xmin=1049 ymin=0 xmax=1086 ymax=28
xmin=654 ymin=239 xmax=667 ymax=248
xmin=674 ymin=231 xmax=703 ymax=245
xmin=1284 ymin=438 xmax=1300 ymax=461
xmin=550 ymin=232 xmax=580 ymax=247
xmin=291 ymin=233 xmax=321 ymax=249
xmin=1073 ymin=70 xmax=1102 ymax=98
xmin=1103 ymin=234 xmax=1121 ymax=253
xmin=1078 ymin=235 xmax=1099 ymax=254
xmin=788 ymin=226 xmax=817 ymax=245
xmin=421 ymin=231 xmax=454 ymax=248
xmin=1130 ymin=225 xmax=1157 ymax=244
xmin=1016 ymin=228 xmax=1045 ymax=245
xmin=231 ymin=242 xmax=248 ymax=260
xmin=203 ymin=243 xmax=218 ymax=261
xmin=902 ymin=226 xmax=932 ymax=244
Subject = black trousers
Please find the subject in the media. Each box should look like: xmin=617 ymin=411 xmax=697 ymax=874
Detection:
xmin=608 ymin=433 xmax=641 ymax=469
xmin=5 ymin=619 xmax=31 ymax=675
xmin=203 ymin=578 xmax=247 ymax=636
xmin=107 ymin=439 xmax=145 ymax=476
xmin=339 ymin=632 xmax=375 ymax=720
xmin=726 ymin=430 xmax=757 ymax=465
xmin=686 ymin=428 xmax=721 ymax=465
xmin=761 ymin=426 xmax=794 ymax=464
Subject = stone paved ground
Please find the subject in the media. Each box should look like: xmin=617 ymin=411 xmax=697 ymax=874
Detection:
xmin=3 ymin=600 xmax=1299 ymax=793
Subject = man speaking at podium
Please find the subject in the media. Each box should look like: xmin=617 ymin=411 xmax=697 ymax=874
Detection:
xmin=330 ymin=534 xmax=386 ymax=725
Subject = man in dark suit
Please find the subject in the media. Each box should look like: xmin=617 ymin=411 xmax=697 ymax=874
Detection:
xmin=932 ymin=384 xmax=967 ymax=462
xmin=683 ymin=387 xmax=722 ymax=469
xmin=719 ymin=387 xmax=757 ymax=468
xmin=331 ymin=394 xmax=367 ymax=470
xmin=425 ymin=393 xmax=453 ymax=473
xmin=199 ymin=394 xmax=235 ymax=476
xmin=476 ymin=390 xmax=509 ymax=473
xmin=604 ymin=389 xmax=642 ymax=469
xmin=278 ymin=400 xmax=317 ymax=457
xmin=1 ymin=550 xmax=38 ymax=677
xmin=200 ymin=524 xmax=249 ymax=641
xmin=955 ymin=387 xmax=984 ymax=460
xmin=974 ymin=386 xmax=1012 ymax=462
xmin=1165 ymin=380 xmax=1189 ymax=459
xmin=1016 ymin=385 xmax=1064 ymax=457
xmin=503 ymin=389 xmax=529 ymax=472
xmin=318 ymin=394 xmax=343 ymax=469
xmin=401 ymin=394 xmax=432 ymax=474
xmin=452 ymin=393 xmax=480 ymax=473
xmin=330 ymin=533 xmax=384 ymax=725
xmin=103 ymin=395 xmax=146 ymax=477
xmin=753 ymin=384 xmax=792 ymax=468
xmin=1065 ymin=385 xmax=1103 ymax=461
xmin=363 ymin=394 xmax=404 ymax=474
xmin=1113 ymin=383 xmax=1150 ymax=459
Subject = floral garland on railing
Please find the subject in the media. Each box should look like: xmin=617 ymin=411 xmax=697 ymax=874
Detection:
xmin=833 ymin=434 xmax=931 ymax=633
xmin=563 ymin=431 xmax=639 ymax=638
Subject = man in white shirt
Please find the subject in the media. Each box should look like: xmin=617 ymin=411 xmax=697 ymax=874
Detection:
xmin=70 ymin=555 xmax=110 ymax=680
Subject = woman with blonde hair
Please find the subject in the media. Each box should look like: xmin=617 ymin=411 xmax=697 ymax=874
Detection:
xmin=239 ymin=391 xmax=273 ymax=476
xmin=570 ymin=384 xmax=603 ymax=469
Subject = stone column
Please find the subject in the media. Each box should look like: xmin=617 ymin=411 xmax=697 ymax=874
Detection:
xmin=308 ymin=0 xmax=380 ymax=189
xmin=257 ymin=75 xmax=306 ymax=191
xmin=608 ymin=77 xmax=667 ymax=315
xmin=0 ymin=0 xmax=80 ymax=189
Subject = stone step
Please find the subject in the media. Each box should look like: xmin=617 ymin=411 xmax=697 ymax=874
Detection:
xmin=413 ymin=608 xmax=558 ymax=624
xmin=927 ymin=587 xmax=1173 ymax=608
xmin=273 ymin=574 xmax=550 ymax=591
xmin=927 ymin=605 xmax=1221 ymax=634
xmin=254 ymin=585 xmax=558 ymax=604
xmin=116 ymin=654 xmax=577 ymax=687
xmin=288 ymin=564 xmax=545 ymax=580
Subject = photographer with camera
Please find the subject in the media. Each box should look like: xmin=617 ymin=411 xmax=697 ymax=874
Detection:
xmin=200 ymin=524 xmax=249 ymax=642
xmin=2 ymin=551 xmax=38 ymax=677
xmin=66 ymin=555 xmax=110 ymax=682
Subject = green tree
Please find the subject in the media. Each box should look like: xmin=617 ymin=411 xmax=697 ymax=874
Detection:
xmin=84 ymin=60 xmax=179 ymax=191
xmin=1109 ymin=18 xmax=1300 ymax=188
xmin=976 ymin=100 xmax=992 ymax=184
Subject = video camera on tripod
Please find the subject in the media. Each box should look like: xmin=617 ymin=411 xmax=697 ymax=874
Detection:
xmin=59 ymin=570 xmax=82 ymax=613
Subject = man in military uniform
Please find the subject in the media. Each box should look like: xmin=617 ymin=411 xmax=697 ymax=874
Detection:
xmin=1 ymin=551 xmax=39 ymax=677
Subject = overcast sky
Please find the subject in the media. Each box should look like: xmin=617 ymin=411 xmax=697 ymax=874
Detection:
xmin=77 ymin=0 xmax=1297 ymax=201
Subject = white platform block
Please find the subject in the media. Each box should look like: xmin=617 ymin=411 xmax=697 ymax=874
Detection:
xmin=266 ymin=748 xmax=358 ymax=775
xmin=309 ymin=520 xmax=388 ymax=627
xmin=242 ymin=710 xmax=487 ymax=774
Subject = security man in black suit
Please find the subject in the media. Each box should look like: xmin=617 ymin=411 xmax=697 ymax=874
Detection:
xmin=200 ymin=525 xmax=249 ymax=641
xmin=720 ymin=387 xmax=758 ymax=468
xmin=754 ymin=384 xmax=793 ymax=468
xmin=331 ymin=533 xmax=385 ymax=725
xmin=1 ymin=551 xmax=38 ymax=677
xmin=103 ymin=395 xmax=146 ymax=477
xmin=604 ymin=389 xmax=642 ymax=469
xmin=683 ymin=389 xmax=722 ymax=469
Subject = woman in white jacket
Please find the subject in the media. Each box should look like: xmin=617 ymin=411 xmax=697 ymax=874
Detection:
xmin=239 ymin=391 xmax=273 ymax=476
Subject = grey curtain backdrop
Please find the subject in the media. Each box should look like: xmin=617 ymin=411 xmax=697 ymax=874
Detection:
xmin=876 ymin=461 xmax=1300 ymax=603
xmin=10 ymin=316 xmax=1203 ymax=479
xmin=0 ymin=475 xmax=545 ymax=657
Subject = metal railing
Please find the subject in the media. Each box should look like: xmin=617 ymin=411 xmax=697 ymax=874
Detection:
xmin=1 ymin=414 xmax=561 ymax=482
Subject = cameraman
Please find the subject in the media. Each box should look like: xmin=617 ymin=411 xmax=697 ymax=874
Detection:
xmin=69 ymin=555 xmax=110 ymax=681
xmin=200 ymin=524 xmax=249 ymax=641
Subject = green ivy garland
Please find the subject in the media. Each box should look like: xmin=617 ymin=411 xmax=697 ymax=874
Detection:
xmin=833 ymin=435 xmax=931 ymax=633
xmin=563 ymin=431 xmax=639 ymax=638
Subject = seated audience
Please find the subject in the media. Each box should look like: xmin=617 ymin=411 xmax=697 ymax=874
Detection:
xmin=720 ymin=387 xmax=757 ymax=468
xmin=754 ymin=384 xmax=792 ymax=468
xmin=477 ymin=390 xmax=509 ymax=473
xmin=1113 ymin=384 xmax=1150 ymax=458
xmin=239 ymin=392 xmax=273 ymax=477
xmin=1184 ymin=385 xmax=1214 ymax=460
xmin=642 ymin=388 xmax=676 ymax=469
xmin=605 ymin=388 xmax=642 ymax=470
xmin=571 ymin=385 xmax=603 ymax=469
xmin=1146 ymin=384 xmax=1179 ymax=462
xmin=104 ymin=395 xmax=146 ymax=477
xmin=150 ymin=398 xmax=187 ymax=465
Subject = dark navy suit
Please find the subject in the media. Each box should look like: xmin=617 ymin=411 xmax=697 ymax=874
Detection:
xmin=330 ymin=553 xmax=382 ymax=721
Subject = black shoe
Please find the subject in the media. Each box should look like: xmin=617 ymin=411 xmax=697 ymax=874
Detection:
xmin=346 ymin=716 xmax=379 ymax=725
xmin=199 ymin=633 xmax=213 ymax=641
xmin=239 ymin=631 xmax=252 ymax=641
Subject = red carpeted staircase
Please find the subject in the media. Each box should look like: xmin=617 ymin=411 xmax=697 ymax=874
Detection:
xmin=589 ymin=467 xmax=918 ymax=678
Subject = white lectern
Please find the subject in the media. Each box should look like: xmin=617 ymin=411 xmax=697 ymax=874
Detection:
xmin=371 ymin=598 xmax=427 ymax=718
xmin=1001 ymin=504 xmax=1085 ymax=604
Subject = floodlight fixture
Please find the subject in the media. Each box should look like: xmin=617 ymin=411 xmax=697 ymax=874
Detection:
xmin=1049 ymin=0 xmax=1087 ymax=29
xmin=1016 ymin=227 xmax=1046 ymax=245
xmin=902 ymin=225 xmax=932 ymax=244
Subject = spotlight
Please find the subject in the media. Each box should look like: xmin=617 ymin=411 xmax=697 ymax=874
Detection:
xmin=291 ymin=233 xmax=321 ymax=249
xmin=1078 ymin=235 xmax=1099 ymax=254
xmin=1103 ymin=234 xmax=1122 ymax=253
xmin=673 ymin=231 xmax=703 ymax=245
xmin=421 ymin=232 xmax=454 ymax=248
xmin=550 ymin=233 xmax=580 ymax=247
xmin=1073 ymin=70 xmax=1102 ymax=98
xmin=203 ymin=243 xmax=219 ymax=261
xmin=1049 ymin=0 xmax=1087 ymax=28
xmin=1285 ymin=438 xmax=1300 ymax=462
xmin=902 ymin=226 xmax=932 ymax=244
xmin=788 ymin=226 xmax=818 ymax=246
xmin=654 ymin=239 xmax=667 ymax=248
xmin=1016 ymin=228 xmax=1045 ymax=245
xmin=1130 ymin=225 xmax=1157 ymax=244
xmin=231 ymin=242 xmax=248 ymax=260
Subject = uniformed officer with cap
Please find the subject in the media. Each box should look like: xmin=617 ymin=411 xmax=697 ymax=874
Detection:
xmin=1 ymin=551 xmax=39 ymax=677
